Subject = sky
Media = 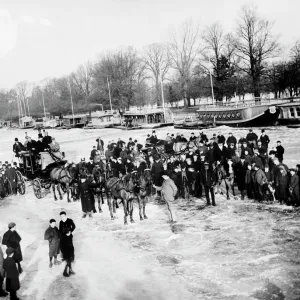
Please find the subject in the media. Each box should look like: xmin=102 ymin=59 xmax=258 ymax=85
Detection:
xmin=0 ymin=0 xmax=299 ymax=90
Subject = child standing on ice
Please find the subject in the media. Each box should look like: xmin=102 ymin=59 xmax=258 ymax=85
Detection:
xmin=44 ymin=219 xmax=61 ymax=268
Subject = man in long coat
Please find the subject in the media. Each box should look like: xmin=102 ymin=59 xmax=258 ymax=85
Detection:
xmin=12 ymin=138 xmax=23 ymax=158
xmin=151 ymin=154 xmax=164 ymax=200
xmin=44 ymin=219 xmax=61 ymax=268
xmin=161 ymin=172 xmax=178 ymax=222
xmin=2 ymin=223 xmax=23 ymax=274
xmin=0 ymin=236 xmax=8 ymax=297
xmin=5 ymin=164 xmax=17 ymax=195
xmin=235 ymin=157 xmax=247 ymax=199
xmin=79 ymin=175 xmax=98 ymax=218
xmin=289 ymin=169 xmax=299 ymax=206
xmin=3 ymin=248 xmax=20 ymax=300
xmin=201 ymin=162 xmax=216 ymax=206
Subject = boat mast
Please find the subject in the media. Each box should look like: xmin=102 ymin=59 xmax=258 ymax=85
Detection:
xmin=26 ymin=96 xmax=31 ymax=117
xmin=17 ymin=95 xmax=21 ymax=127
xmin=159 ymin=67 xmax=166 ymax=123
xmin=208 ymin=56 xmax=215 ymax=104
xmin=68 ymin=79 xmax=75 ymax=127
xmin=42 ymin=92 xmax=46 ymax=118
xmin=107 ymin=76 xmax=113 ymax=112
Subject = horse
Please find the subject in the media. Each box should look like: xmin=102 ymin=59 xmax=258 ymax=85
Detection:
xmin=50 ymin=163 xmax=76 ymax=202
xmin=215 ymin=160 xmax=235 ymax=200
xmin=92 ymin=165 xmax=107 ymax=212
xmin=105 ymin=173 xmax=136 ymax=225
xmin=132 ymin=165 xmax=152 ymax=220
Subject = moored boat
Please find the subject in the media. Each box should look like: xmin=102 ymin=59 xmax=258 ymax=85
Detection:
xmin=277 ymin=99 xmax=300 ymax=125
xmin=196 ymin=99 xmax=286 ymax=127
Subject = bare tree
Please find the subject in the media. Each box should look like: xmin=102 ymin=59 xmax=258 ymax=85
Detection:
xmin=234 ymin=3 xmax=280 ymax=97
xmin=169 ymin=20 xmax=201 ymax=106
xmin=16 ymin=81 xmax=30 ymax=116
xmin=70 ymin=61 xmax=94 ymax=98
xmin=143 ymin=43 xmax=170 ymax=106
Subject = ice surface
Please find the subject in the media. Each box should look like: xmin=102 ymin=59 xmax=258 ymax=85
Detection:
xmin=0 ymin=126 xmax=299 ymax=300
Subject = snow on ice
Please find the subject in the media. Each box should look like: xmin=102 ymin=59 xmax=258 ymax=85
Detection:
xmin=0 ymin=126 xmax=300 ymax=300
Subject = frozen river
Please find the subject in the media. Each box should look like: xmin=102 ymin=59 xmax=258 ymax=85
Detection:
xmin=0 ymin=125 xmax=300 ymax=300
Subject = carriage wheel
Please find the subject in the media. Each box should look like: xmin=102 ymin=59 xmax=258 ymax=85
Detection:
xmin=33 ymin=178 xmax=43 ymax=199
xmin=16 ymin=171 xmax=26 ymax=195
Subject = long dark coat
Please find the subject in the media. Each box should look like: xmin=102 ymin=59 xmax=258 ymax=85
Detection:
xmin=201 ymin=168 xmax=216 ymax=187
xmin=60 ymin=234 xmax=74 ymax=261
xmin=44 ymin=226 xmax=60 ymax=257
xmin=151 ymin=160 xmax=164 ymax=187
xmin=290 ymin=174 xmax=299 ymax=202
xmin=59 ymin=218 xmax=76 ymax=235
xmin=13 ymin=142 xmax=24 ymax=157
xmin=79 ymin=179 xmax=98 ymax=213
xmin=235 ymin=161 xmax=247 ymax=190
xmin=2 ymin=230 xmax=22 ymax=262
xmin=3 ymin=257 xmax=20 ymax=291
xmin=5 ymin=168 xmax=17 ymax=190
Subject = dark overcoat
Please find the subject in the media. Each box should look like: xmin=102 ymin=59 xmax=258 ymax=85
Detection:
xmin=44 ymin=226 xmax=60 ymax=257
xmin=60 ymin=234 xmax=74 ymax=261
xmin=2 ymin=230 xmax=22 ymax=262
xmin=235 ymin=161 xmax=247 ymax=190
xmin=3 ymin=257 xmax=20 ymax=291
xmin=151 ymin=161 xmax=164 ymax=187
xmin=79 ymin=179 xmax=98 ymax=213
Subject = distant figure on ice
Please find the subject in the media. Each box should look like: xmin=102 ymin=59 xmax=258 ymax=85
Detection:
xmin=44 ymin=219 xmax=61 ymax=268
xmin=201 ymin=162 xmax=216 ymax=206
xmin=2 ymin=223 xmax=23 ymax=274
xmin=3 ymin=248 xmax=20 ymax=300
xmin=0 ymin=236 xmax=8 ymax=297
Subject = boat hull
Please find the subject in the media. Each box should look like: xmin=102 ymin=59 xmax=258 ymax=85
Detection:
xmin=197 ymin=105 xmax=280 ymax=127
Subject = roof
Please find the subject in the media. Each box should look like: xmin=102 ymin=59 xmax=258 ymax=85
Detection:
xmin=63 ymin=114 xmax=87 ymax=119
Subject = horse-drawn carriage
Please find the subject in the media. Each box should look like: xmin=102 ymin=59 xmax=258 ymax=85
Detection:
xmin=18 ymin=150 xmax=65 ymax=199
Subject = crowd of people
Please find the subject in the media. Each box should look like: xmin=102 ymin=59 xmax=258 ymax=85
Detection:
xmin=0 ymin=127 xmax=299 ymax=299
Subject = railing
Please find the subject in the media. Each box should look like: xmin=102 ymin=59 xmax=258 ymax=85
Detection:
xmin=197 ymin=98 xmax=297 ymax=110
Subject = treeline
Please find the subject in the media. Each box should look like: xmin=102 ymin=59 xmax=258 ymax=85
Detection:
xmin=1 ymin=3 xmax=300 ymax=120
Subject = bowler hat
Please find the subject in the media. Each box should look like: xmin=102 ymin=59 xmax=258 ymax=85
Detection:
xmin=8 ymin=222 xmax=16 ymax=229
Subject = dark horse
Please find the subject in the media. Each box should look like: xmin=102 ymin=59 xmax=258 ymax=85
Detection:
xmin=131 ymin=164 xmax=152 ymax=220
xmin=105 ymin=174 xmax=136 ymax=225
xmin=92 ymin=165 xmax=107 ymax=212
xmin=215 ymin=160 xmax=235 ymax=200
xmin=49 ymin=162 xmax=76 ymax=202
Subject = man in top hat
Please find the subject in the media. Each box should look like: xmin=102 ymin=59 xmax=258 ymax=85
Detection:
xmin=259 ymin=129 xmax=270 ymax=149
xmin=276 ymin=141 xmax=285 ymax=163
xmin=2 ymin=223 xmax=23 ymax=274
xmin=201 ymin=162 xmax=216 ymax=206
xmin=13 ymin=138 xmax=24 ymax=158
xmin=289 ymin=168 xmax=300 ymax=207
xmin=161 ymin=171 xmax=178 ymax=222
